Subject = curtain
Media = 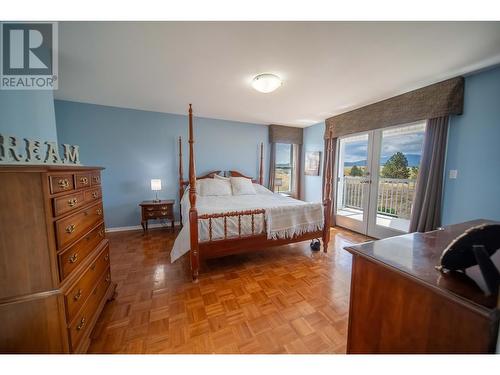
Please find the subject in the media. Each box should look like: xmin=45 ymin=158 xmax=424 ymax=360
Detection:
xmin=292 ymin=144 xmax=302 ymax=199
xmin=268 ymin=143 xmax=276 ymax=191
xmin=409 ymin=116 xmax=449 ymax=232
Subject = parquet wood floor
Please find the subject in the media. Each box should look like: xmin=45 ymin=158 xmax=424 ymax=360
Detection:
xmin=88 ymin=227 xmax=370 ymax=354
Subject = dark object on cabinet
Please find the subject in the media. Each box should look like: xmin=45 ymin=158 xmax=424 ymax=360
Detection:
xmin=0 ymin=166 xmax=116 ymax=353
xmin=344 ymin=219 xmax=500 ymax=354
xmin=439 ymin=223 xmax=500 ymax=296
xmin=139 ymin=200 xmax=175 ymax=233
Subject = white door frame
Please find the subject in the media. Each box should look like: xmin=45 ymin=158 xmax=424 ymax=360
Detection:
xmin=334 ymin=122 xmax=424 ymax=239
xmin=333 ymin=130 xmax=374 ymax=235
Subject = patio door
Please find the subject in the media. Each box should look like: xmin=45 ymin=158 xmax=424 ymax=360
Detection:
xmin=334 ymin=122 xmax=426 ymax=238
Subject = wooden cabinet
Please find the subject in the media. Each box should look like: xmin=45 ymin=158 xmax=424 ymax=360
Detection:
xmin=0 ymin=166 xmax=116 ymax=353
xmin=139 ymin=200 xmax=175 ymax=232
xmin=344 ymin=220 xmax=499 ymax=354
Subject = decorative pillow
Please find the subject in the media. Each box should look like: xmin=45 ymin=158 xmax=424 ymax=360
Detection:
xmin=230 ymin=177 xmax=256 ymax=195
xmin=199 ymin=178 xmax=232 ymax=196
xmin=253 ymin=183 xmax=274 ymax=195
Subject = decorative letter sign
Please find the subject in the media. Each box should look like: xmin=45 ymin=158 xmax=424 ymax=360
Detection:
xmin=0 ymin=134 xmax=81 ymax=165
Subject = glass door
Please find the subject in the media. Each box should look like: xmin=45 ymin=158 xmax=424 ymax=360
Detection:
xmin=334 ymin=133 xmax=373 ymax=234
xmin=334 ymin=122 xmax=426 ymax=239
xmin=367 ymin=122 xmax=426 ymax=238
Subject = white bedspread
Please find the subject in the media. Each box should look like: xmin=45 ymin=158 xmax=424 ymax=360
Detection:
xmin=170 ymin=189 xmax=324 ymax=263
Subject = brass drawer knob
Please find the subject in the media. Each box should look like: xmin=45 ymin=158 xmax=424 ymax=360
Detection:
xmin=58 ymin=179 xmax=70 ymax=189
xmin=161 ymin=206 xmax=167 ymax=210
xmin=161 ymin=211 xmax=167 ymax=215
xmin=104 ymin=253 xmax=109 ymax=262
xmin=65 ymin=224 xmax=76 ymax=234
xmin=93 ymin=176 xmax=100 ymax=183
xmin=148 ymin=212 xmax=154 ymax=217
xmin=147 ymin=207 xmax=154 ymax=211
xmin=80 ymin=177 xmax=89 ymax=185
xmin=106 ymin=273 xmax=111 ymax=282
xmin=92 ymin=191 xmax=99 ymax=199
xmin=76 ymin=317 xmax=86 ymax=331
xmin=67 ymin=198 xmax=78 ymax=207
xmin=73 ymin=289 xmax=82 ymax=301
xmin=98 ymin=229 xmax=105 ymax=237
xmin=68 ymin=253 xmax=78 ymax=263
xmin=97 ymin=208 xmax=102 ymax=216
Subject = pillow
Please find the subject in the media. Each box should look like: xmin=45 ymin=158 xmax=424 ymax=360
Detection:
xmin=230 ymin=177 xmax=256 ymax=195
xmin=214 ymin=174 xmax=230 ymax=181
xmin=253 ymin=183 xmax=274 ymax=195
xmin=198 ymin=178 xmax=232 ymax=196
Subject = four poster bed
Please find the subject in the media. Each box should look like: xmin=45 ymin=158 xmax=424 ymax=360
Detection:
xmin=172 ymin=104 xmax=334 ymax=281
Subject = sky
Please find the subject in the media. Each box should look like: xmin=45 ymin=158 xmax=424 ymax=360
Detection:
xmin=343 ymin=126 xmax=425 ymax=164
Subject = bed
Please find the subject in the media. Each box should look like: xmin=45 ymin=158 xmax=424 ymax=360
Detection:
xmin=173 ymin=104 xmax=334 ymax=281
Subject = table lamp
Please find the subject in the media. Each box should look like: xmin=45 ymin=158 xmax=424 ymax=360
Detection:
xmin=275 ymin=178 xmax=283 ymax=193
xmin=151 ymin=179 xmax=162 ymax=202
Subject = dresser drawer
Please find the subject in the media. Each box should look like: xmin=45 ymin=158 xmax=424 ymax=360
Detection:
xmin=91 ymin=172 xmax=101 ymax=186
xmin=53 ymin=191 xmax=85 ymax=217
xmin=58 ymin=223 xmax=106 ymax=280
xmin=49 ymin=174 xmax=75 ymax=194
xmin=75 ymin=173 xmax=91 ymax=189
xmin=68 ymin=267 xmax=111 ymax=351
xmin=55 ymin=201 xmax=104 ymax=250
xmin=84 ymin=187 xmax=101 ymax=203
xmin=65 ymin=244 xmax=110 ymax=322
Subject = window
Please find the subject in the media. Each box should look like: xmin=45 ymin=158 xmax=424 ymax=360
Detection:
xmin=274 ymin=143 xmax=297 ymax=195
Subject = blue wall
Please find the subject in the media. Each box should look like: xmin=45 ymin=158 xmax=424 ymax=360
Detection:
xmin=301 ymin=121 xmax=325 ymax=202
xmin=442 ymin=65 xmax=500 ymax=225
xmin=0 ymin=90 xmax=57 ymax=142
xmin=55 ymin=100 xmax=269 ymax=228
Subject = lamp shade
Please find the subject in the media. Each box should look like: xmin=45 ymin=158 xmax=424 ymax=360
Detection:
xmin=151 ymin=179 xmax=162 ymax=191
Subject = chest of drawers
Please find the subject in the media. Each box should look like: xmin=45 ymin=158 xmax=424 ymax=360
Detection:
xmin=0 ymin=166 xmax=115 ymax=353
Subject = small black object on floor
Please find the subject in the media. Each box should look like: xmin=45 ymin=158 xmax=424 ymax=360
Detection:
xmin=310 ymin=239 xmax=321 ymax=251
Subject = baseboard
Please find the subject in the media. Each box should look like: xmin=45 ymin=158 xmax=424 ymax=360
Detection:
xmin=106 ymin=221 xmax=181 ymax=233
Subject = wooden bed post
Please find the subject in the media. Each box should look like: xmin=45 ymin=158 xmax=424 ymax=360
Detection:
xmin=178 ymin=136 xmax=184 ymax=227
xmin=259 ymin=142 xmax=264 ymax=185
xmin=188 ymin=104 xmax=200 ymax=281
xmin=322 ymin=130 xmax=334 ymax=252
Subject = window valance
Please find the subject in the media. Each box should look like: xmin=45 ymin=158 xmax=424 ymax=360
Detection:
xmin=269 ymin=124 xmax=303 ymax=144
xmin=324 ymin=77 xmax=464 ymax=139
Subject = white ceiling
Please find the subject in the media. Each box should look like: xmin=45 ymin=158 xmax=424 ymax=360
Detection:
xmin=56 ymin=22 xmax=500 ymax=127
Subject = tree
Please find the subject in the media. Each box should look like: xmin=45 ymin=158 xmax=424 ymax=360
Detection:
xmin=381 ymin=152 xmax=410 ymax=179
xmin=409 ymin=166 xmax=419 ymax=180
xmin=350 ymin=165 xmax=363 ymax=177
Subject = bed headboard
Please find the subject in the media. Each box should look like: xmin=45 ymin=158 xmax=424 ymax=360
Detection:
xmin=178 ymin=139 xmax=264 ymax=194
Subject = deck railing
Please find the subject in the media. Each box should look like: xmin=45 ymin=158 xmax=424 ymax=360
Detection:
xmin=341 ymin=176 xmax=417 ymax=219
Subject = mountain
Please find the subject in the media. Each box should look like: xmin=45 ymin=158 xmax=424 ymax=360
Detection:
xmin=344 ymin=153 xmax=421 ymax=167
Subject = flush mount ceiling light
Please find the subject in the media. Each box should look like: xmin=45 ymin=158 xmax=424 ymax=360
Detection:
xmin=251 ymin=73 xmax=282 ymax=93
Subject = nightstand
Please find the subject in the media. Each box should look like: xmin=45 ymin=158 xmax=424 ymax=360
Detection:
xmin=139 ymin=200 xmax=175 ymax=233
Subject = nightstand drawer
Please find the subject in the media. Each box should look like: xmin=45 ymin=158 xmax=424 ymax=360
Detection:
xmin=145 ymin=209 xmax=173 ymax=219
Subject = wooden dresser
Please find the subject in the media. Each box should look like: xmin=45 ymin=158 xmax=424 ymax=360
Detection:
xmin=0 ymin=166 xmax=116 ymax=353
xmin=344 ymin=219 xmax=499 ymax=354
